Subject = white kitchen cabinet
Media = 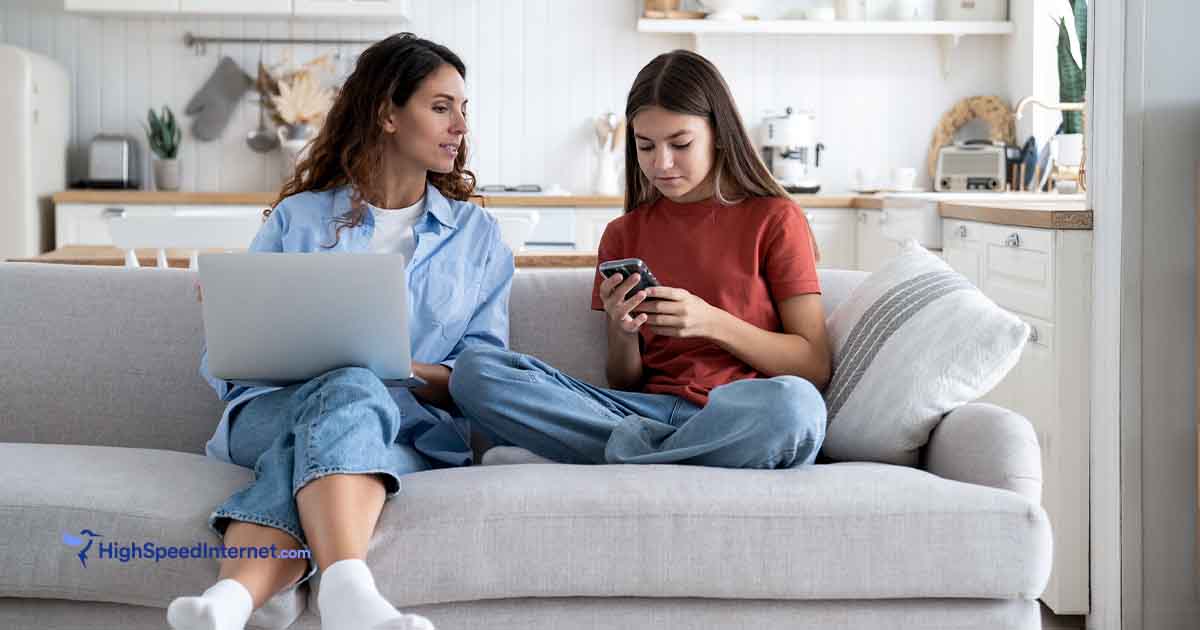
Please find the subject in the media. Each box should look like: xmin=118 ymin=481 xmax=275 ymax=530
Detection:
xmin=574 ymin=207 xmax=623 ymax=252
xmin=180 ymin=0 xmax=290 ymax=14
xmin=488 ymin=205 xmax=574 ymax=251
xmin=486 ymin=205 xmax=620 ymax=252
xmin=67 ymin=0 xmax=407 ymax=16
xmin=854 ymin=209 xmax=900 ymax=273
xmin=803 ymin=208 xmax=857 ymax=270
xmin=293 ymin=0 xmax=408 ymax=17
xmin=942 ymin=218 xmax=1093 ymax=615
xmin=65 ymin=0 xmax=179 ymax=12
xmin=56 ymin=203 xmax=172 ymax=247
xmin=55 ymin=203 xmax=263 ymax=248
xmin=941 ymin=219 xmax=985 ymax=286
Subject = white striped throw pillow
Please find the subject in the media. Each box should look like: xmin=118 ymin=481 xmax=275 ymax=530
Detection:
xmin=821 ymin=240 xmax=1030 ymax=465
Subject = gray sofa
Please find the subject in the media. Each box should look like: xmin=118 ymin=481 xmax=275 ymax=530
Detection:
xmin=0 ymin=262 xmax=1051 ymax=630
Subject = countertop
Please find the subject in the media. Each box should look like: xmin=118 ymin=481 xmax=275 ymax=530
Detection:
xmin=51 ymin=190 xmax=1093 ymax=230
xmin=938 ymin=200 xmax=1093 ymax=230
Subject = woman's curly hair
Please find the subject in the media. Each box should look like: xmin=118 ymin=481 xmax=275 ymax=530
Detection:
xmin=266 ymin=33 xmax=475 ymax=248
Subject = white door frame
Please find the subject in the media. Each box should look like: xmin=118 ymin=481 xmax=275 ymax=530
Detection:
xmin=1089 ymin=0 xmax=1144 ymax=629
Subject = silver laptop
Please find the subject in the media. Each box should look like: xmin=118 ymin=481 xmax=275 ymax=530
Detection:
xmin=197 ymin=252 xmax=424 ymax=388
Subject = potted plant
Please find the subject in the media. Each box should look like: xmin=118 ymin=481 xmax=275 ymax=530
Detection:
xmin=145 ymin=105 xmax=182 ymax=191
xmin=1055 ymin=0 xmax=1087 ymax=168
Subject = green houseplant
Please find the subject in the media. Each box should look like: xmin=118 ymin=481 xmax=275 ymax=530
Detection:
xmin=144 ymin=105 xmax=182 ymax=191
xmin=1057 ymin=0 xmax=1087 ymax=134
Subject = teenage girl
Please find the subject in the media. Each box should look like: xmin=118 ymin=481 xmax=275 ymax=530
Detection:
xmin=450 ymin=50 xmax=829 ymax=470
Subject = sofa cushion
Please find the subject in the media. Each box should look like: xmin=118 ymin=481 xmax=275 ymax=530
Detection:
xmin=0 ymin=443 xmax=304 ymax=628
xmin=821 ymin=242 xmax=1029 ymax=465
xmin=0 ymin=264 xmax=224 ymax=455
xmin=328 ymin=461 xmax=1051 ymax=607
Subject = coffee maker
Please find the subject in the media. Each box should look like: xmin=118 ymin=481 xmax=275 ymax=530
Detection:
xmin=759 ymin=107 xmax=824 ymax=194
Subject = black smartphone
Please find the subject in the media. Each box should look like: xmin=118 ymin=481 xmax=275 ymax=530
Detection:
xmin=598 ymin=257 xmax=661 ymax=301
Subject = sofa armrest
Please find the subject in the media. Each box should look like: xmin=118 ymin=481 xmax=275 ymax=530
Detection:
xmin=922 ymin=402 xmax=1043 ymax=504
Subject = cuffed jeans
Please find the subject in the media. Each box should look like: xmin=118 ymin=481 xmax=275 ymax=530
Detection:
xmin=449 ymin=346 xmax=826 ymax=469
xmin=207 ymin=366 xmax=436 ymax=587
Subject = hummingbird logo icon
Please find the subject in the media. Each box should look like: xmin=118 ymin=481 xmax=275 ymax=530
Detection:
xmin=62 ymin=529 xmax=103 ymax=568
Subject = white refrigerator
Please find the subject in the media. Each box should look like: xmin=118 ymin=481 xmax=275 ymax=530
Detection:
xmin=0 ymin=45 xmax=69 ymax=260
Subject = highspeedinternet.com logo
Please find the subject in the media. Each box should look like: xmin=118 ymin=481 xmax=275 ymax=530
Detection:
xmin=61 ymin=529 xmax=310 ymax=568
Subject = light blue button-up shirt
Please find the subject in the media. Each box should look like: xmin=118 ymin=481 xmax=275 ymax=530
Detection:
xmin=199 ymin=183 xmax=513 ymax=467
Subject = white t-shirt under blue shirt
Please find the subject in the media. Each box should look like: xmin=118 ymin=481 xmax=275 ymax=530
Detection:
xmin=368 ymin=196 xmax=425 ymax=261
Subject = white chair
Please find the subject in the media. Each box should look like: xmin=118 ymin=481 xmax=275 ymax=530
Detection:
xmin=487 ymin=208 xmax=541 ymax=253
xmin=109 ymin=213 xmax=263 ymax=270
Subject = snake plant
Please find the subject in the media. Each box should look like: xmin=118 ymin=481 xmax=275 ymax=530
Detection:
xmin=144 ymin=105 xmax=181 ymax=160
xmin=1057 ymin=0 xmax=1088 ymax=134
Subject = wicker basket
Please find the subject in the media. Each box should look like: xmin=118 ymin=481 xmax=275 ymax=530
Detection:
xmin=645 ymin=0 xmax=682 ymax=11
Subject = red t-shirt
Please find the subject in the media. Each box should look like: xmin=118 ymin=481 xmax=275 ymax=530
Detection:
xmin=590 ymin=194 xmax=821 ymax=406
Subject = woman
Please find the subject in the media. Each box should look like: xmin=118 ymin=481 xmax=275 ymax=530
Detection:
xmin=450 ymin=49 xmax=829 ymax=470
xmin=171 ymin=33 xmax=512 ymax=630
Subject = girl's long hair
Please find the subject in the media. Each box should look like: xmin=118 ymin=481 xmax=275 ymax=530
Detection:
xmin=622 ymin=50 xmax=792 ymax=213
xmin=622 ymin=49 xmax=819 ymax=260
xmin=266 ymin=32 xmax=475 ymax=248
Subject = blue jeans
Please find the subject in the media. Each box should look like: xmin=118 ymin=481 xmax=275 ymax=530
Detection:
xmin=207 ymin=366 xmax=435 ymax=587
xmin=449 ymin=346 xmax=826 ymax=468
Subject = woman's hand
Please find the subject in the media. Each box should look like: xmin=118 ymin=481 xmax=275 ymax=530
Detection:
xmin=411 ymin=361 xmax=452 ymax=408
xmin=635 ymin=286 xmax=726 ymax=339
xmin=598 ymin=272 xmax=650 ymax=334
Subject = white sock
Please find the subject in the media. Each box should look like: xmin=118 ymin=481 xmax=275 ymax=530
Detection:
xmin=167 ymin=578 xmax=253 ymax=630
xmin=317 ymin=559 xmax=435 ymax=630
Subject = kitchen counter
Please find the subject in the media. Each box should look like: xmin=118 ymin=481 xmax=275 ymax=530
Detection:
xmin=938 ymin=200 xmax=1093 ymax=230
xmin=51 ymin=190 xmax=874 ymax=209
xmin=49 ymin=190 xmax=1093 ymax=235
xmin=50 ymin=190 xmax=612 ymax=208
xmin=7 ymin=246 xmax=598 ymax=269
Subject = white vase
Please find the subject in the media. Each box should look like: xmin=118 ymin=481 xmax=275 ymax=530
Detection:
xmin=593 ymin=150 xmax=620 ymax=196
xmin=277 ymin=124 xmax=315 ymax=179
xmin=153 ymin=158 xmax=181 ymax=191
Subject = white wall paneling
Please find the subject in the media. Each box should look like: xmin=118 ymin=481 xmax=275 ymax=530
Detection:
xmin=4 ymin=0 xmax=1001 ymax=194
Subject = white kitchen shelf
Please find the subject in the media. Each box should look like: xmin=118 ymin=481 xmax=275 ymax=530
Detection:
xmin=639 ymin=19 xmax=1013 ymax=78
xmin=637 ymin=19 xmax=1014 ymax=39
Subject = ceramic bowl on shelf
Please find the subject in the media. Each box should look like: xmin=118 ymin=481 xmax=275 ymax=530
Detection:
xmin=699 ymin=0 xmax=753 ymax=21
xmin=806 ymin=7 xmax=837 ymax=21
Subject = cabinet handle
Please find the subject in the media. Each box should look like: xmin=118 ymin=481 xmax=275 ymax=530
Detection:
xmin=103 ymin=207 xmax=126 ymax=219
xmin=858 ymin=212 xmax=867 ymax=224
xmin=878 ymin=211 xmax=888 ymax=224
xmin=957 ymin=225 xmax=968 ymax=239
xmin=1005 ymin=232 xmax=1022 ymax=248
xmin=1029 ymin=326 xmax=1039 ymax=344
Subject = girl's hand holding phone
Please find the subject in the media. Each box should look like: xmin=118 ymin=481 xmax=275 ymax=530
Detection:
xmin=634 ymin=286 xmax=723 ymax=339
xmin=598 ymin=272 xmax=650 ymax=334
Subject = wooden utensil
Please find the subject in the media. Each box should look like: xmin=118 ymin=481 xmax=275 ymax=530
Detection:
xmin=611 ymin=118 xmax=626 ymax=153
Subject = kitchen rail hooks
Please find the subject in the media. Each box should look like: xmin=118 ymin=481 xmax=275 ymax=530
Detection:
xmin=184 ymin=32 xmax=379 ymax=55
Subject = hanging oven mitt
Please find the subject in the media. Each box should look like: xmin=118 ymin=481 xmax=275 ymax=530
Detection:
xmin=185 ymin=56 xmax=252 ymax=142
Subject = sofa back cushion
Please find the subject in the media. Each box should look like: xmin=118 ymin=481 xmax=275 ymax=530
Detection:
xmin=0 ymin=263 xmax=864 ymax=455
xmin=509 ymin=268 xmax=865 ymax=385
xmin=0 ymin=264 xmax=222 ymax=455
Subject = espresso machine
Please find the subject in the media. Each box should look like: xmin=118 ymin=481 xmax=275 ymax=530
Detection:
xmin=759 ymin=107 xmax=824 ymax=194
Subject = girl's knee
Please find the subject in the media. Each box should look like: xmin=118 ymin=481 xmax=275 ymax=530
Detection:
xmin=762 ymin=376 xmax=827 ymax=442
xmin=448 ymin=346 xmax=518 ymax=400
